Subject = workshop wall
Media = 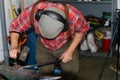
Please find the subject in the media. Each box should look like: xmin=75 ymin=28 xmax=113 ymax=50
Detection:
xmin=118 ymin=0 xmax=120 ymax=9
xmin=24 ymin=0 xmax=38 ymax=8
xmin=4 ymin=0 xmax=38 ymax=35
xmin=0 ymin=17 xmax=4 ymax=63
xmin=4 ymin=0 xmax=20 ymax=35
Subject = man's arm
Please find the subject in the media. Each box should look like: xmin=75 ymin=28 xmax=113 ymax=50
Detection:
xmin=60 ymin=33 xmax=84 ymax=63
xmin=9 ymin=32 xmax=20 ymax=59
xmin=67 ymin=33 xmax=84 ymax=53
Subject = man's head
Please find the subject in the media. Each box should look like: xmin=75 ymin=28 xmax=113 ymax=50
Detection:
xmin=35 ymin=7 xmax=68 ymax=39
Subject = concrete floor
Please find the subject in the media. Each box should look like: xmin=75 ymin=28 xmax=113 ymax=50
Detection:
xmin=36 ymin=41 xmax=120 ymax=80
xmin=78 ymin=56 xmax=120 ymax=80
xmin=36 ymin=53 xmax=120 ymax=80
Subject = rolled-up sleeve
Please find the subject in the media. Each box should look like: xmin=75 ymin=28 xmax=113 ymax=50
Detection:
xmin=9 ymin=7 xmax=32 ymax=34
xmin=75 ymin=16 xmax=90 ymax=35
xmin=69 ymin=5 xmax=90 ymax=36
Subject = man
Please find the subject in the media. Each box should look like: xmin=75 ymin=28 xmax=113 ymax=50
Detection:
xmin=9 ymin=0 xmax=89 ymax=80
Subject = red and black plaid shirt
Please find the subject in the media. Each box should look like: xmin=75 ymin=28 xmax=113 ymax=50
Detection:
xmin=10 ymin=1 xmax=89 ymax=50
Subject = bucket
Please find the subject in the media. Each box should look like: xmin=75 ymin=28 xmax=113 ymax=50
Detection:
xmin=102 ymin=39 xmax=111 ymax=52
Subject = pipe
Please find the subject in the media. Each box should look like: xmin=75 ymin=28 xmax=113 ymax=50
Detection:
xmin=0 ymin=0 xmax=9 ymax=66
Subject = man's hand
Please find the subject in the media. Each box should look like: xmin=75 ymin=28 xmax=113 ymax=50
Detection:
xmin=60 ymin=33 xmax=84 ymax=63
xmin=60 ymin=50 xmax=72 ymax=63
xmin=9 ymin=48 xmax=19 ymax=59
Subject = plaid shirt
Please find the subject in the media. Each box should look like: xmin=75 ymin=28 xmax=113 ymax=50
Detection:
xmin=10 ymin=1 xmax=89 ymax=50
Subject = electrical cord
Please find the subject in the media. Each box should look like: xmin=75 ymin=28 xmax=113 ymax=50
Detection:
xmin=98 ymin=9 xmax=120 ymax=80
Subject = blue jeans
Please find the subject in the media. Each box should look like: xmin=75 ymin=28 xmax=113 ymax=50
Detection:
xmin=25 ymin=28 xmax=38 ymax=65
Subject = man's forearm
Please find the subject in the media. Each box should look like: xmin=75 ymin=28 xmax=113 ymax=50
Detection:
xmin=10 ymin=32 xmax=20 ymax=49
xmin=67 ymin=33 xmax=84 ymax=53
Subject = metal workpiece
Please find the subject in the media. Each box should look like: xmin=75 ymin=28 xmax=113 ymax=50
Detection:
xmin=0 ymin=65 xmax=38 ymax=80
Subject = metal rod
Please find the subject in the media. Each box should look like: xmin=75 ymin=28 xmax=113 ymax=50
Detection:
xmin=0 ymin=0 xmax=9 ymax=66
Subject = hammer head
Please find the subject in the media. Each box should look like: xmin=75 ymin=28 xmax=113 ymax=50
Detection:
xmin=19 ymin=46 xmax=29 ymax=62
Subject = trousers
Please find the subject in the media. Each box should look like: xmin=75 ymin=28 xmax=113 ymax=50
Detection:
xmin=25 ymin=28 xmax=38 ymax=65
xmin=36 ymin=39 xmax=80 ymax=80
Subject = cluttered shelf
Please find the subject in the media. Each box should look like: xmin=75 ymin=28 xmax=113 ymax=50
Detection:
xmin=78 ymin=10 xmax=112 ymax=57
xmin=79 ymin=27 xmax=112 ymax=57
xmin=52 ymin=0 xmax=112 ymax=4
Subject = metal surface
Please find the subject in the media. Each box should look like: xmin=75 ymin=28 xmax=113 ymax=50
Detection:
xmin=40 ymin=76 xmax=61 ymax=80
xmin=0 ymin=60 xmax=62 ymax=80
xmin=23 ymin=59 xmax=61 ymax=69
xmin=0 ymin=65 xmax=62 ymax=80
xmin=0 ymin=73 xmax=8 ymax=80
xmin=0 ymin=0 xmax=9 ymax=66
xmin=0 ymin=65 xmax=38 ymax=80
